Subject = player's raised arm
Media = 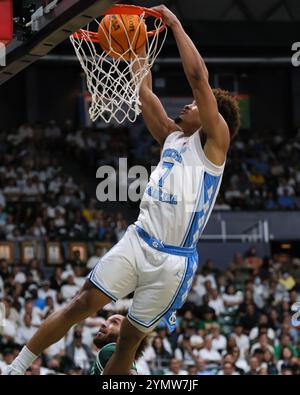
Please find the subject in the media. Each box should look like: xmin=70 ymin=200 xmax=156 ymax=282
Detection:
xmin=152 ymin=5 xmax=239 ymax=165
xmin=132 ymin=57 xmax=179 ymax=146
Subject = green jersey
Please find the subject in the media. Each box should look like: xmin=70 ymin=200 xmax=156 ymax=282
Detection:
xmin=90 ymin=343 xmax=137 ymax=375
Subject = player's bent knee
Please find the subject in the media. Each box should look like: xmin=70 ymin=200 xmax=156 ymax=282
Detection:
xmin=63 ymin=282 xmax=111 ymax=322
xmin=63 ymin=291 xmax=96 ymax=321
xmin=117 ymin=318 xmax=146 ymax=349
xmin=63 ymin=295 xmax=90 ymax=321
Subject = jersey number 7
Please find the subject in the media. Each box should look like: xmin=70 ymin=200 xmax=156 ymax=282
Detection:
xmin=159 ymin=161 xmax=174 ymax=188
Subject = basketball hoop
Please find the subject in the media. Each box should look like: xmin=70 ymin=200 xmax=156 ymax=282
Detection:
xmin=70 ymin=4 xmax=167 ymax=124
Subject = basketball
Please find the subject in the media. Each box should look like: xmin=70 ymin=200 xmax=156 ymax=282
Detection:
xmin=98 ymin=14 xmax=147 ymax=60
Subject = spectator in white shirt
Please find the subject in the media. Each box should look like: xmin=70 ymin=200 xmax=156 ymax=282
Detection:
xmin=22 ymin=178 xmax=40 ymax=202
xmin=49 ymin=178 xmax=63 ymax=194
xmin=4 ymin=214 xmax=15 ymax=237
xmin=12 ymin=265 xmax=26 ymax=284
xmin=208 ymin=289 xmax=225 ymax=316
xmin=19 ymin=299 xmax=42 ymax=327
xmin=27 ymin=259 xmax=41 ymax=283
xmin=41 ymin=296 xmax=58 ymax=319
xmin=186 ymin=277 xmax=203 ymax=307
xmin=0 ymin=349 xmax=15 ymax=373
xmin=249 ymin=314 xmax=276 ymax=342
xmin=19 ymin=122 xmax=33 ymax=137
xmin=45 ymin=337 xmax=66 ymax=360
xmin=66 ymin=328 xmax=94 ymax=372
xmin=253 ymin=277 xmax=269 ymax=309
xmin=210 ymin=325 xmax=227 ymax=353
xmin=177 ymin=322 xmax=203 ymax=349
xmin=232 ymin=324 xmax=250 ymax=358
xmin=277 ymin=179 xmax=294 ymax=197
xmin=61 ymin=274 xmax=80 ymax=302
xmin=38 ymin=280 xmax=57 ymax=302
xmin=155 ymin=325 xmax=172 ymax=355
xmin=222 ymin=284 xmax=243 ymax=308
xmin=73 ymin=265 xmax=86 ymax=288
xmin=250 ymin=334 xmax=275 ymax=355
xmin=218 ymin=361 xmax=240 ymax=375
xmin=32 ymin=217 xmax=47 ymax=239
xmin=0 ymin=313 xmax=17 ymax=343
xmin=16 ymin=313 xmax=38 ymax=345
xmin=195 ymin=275 xmax=217 ymax=300
xmin=3 ymin=179 xmax=20 ymax=202
xmin=198 ymin=337 xmax=222 ymax=366
xmin=230 ymin=346 xmax=249 ymax=373
xmin=54 ymin=209 xmax=66 ymax=229
xmin=247 ymin=356 xmax=261 ymax=375
xmin=135 ymin=356 xmax=152 ymax=375
xmin=174 ymin=334 xmax=202 ymax=364
xmin=86 ymin=247 xmax=104 ymax=270
xmin=164 ymin=358 xmax=188 ymax=375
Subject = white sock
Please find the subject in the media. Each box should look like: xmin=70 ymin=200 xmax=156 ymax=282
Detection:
xmin=11 ymin=346 xmax=38 ymax=374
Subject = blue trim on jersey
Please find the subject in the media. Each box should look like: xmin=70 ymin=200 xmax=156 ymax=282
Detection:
xmin=127 ymin=252 xmax=198 ymax=332
xmin=135 ymin=225 xmax=196 ymax=257
xmin=180 ymin=172 xmax=204 ymax=247
xmin=183 ymin=172 xmax=220 ymax=248
xmin=88 ymin=266 xmax=118 ymax=302
xmin=162 ymin=149 xmax=182 ymax=163
xmin=127 ymin=258 xmax=187 ymax=329
xmin=163 ymin=253 xmax=198 ymax=331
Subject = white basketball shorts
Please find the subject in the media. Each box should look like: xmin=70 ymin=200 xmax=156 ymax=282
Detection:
xmin=88 ymin=224 xmax=198 ymax=333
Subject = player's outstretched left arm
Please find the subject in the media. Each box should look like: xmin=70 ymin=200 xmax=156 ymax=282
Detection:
xmin=153 ymin=5 xmax=230 ymax=165
xmin=132 ymin=56 xmax=179 ymax=146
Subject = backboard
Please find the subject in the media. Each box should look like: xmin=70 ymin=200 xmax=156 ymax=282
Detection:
xmin=0 ymin=0 xmax=116 ymax=84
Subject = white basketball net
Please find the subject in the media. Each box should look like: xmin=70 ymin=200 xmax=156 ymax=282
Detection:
xmin=70 ymin=12 xmax=167 ymax=124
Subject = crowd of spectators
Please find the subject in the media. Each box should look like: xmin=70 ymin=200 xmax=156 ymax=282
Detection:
xmin=0 ymin=121 xmax=129 ymax=243
xmin=0 ymin=120 xmax=299 ymax=375
xmin=218 ymin=129 xmax=300 ymax=210
xmin=55 ymin=121 xmax=300 ymax=211
xmin=1 ymin=121 xmax=300 ymax=227
xmin=0 ymin=248 xmax=300 ymax=375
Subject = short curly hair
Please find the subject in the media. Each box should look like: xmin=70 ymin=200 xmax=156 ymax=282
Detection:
xmin=213 ymin=88 xmax=240 ymax=140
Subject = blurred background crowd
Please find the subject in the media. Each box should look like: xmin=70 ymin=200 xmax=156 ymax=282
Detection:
xmin=0 ymin=121 xmax=130 ymax=243
xmin=0 ymin=121 xmax=299 ymax=375
xmin=0 ymin=246 xmax=300 ymax=375
xmin=0 ymin=121 xmax=299 ymax=249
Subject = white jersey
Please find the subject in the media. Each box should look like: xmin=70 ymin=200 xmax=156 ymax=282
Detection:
xmin=135 ymin=131 xmax=225 ymax=248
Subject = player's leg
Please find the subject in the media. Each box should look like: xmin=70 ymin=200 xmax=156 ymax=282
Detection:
xmin=6 ymin=281 xmax=111 ymax=375
xmin=103 ymin=317 xmax=147 ymax=375
xmin=6 ymin=226 xmax=138 ymax=375
xmin=27 ymin=281 xmax=111 ymax=354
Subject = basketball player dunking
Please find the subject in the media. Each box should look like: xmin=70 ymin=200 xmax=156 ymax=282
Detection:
xmin=4 ymin=5 xmax=240 ymax=375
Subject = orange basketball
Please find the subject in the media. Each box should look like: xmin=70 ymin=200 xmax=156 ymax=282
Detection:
xmin=98 ymin=14 xmax=147 ymax=60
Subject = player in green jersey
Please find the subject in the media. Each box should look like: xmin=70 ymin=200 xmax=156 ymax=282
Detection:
xmin=90 ymin=314 xmax=148 ymax=375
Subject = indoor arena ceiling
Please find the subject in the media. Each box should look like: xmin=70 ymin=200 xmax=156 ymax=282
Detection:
xmin=127 ymin=0 xmax=300 ymax=22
